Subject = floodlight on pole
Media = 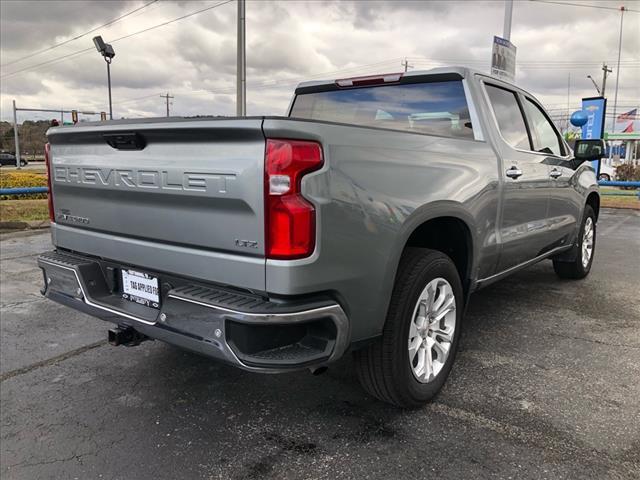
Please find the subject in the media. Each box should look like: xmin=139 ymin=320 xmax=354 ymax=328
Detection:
xmin=93 ymin=35 xmax=115 ymax=120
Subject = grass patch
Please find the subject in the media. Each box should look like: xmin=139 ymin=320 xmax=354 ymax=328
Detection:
xmin=601 ymin=195 xmax=639 ymax=210
xmin=600 ymin=186 xmax=640 ymax=210
xmin=0 ymin=199 xmax=49 ymax=222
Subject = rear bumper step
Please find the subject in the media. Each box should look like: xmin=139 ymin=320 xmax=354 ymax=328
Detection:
xmin=38 ymin=250 xmax=349 ymax=372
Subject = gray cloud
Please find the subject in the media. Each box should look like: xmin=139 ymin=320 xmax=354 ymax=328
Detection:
xmin=0 ymin=0 xmax=134 ymax=51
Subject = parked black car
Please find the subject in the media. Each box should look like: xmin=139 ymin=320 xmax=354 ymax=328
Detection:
xmin=0 ymin=152 xmax=27 ymax=167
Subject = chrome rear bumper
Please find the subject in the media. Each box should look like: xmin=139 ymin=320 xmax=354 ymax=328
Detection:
xmin=38 ymin=250 xmax=349 ymax=372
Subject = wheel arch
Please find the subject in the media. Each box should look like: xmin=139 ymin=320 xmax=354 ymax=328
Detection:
xmin=586 ymin=190 xmax=600 ymax=222
xmin=387 ymin=203 xmax=477 ymax=298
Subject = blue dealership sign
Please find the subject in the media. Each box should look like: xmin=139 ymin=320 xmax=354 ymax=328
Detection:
xmin=581 ymin=96 xmax=607 ymax=139
xmin=580 ymin=96 xmax=607 ymax=176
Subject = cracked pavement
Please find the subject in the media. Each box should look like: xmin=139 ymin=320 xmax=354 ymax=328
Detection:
xmin=1 ymin=209 xmax=639 ymax=479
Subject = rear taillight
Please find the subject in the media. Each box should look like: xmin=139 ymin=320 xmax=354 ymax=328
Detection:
xmin=44 ymin=143 xmax=54 ymax=223
xmin=265 ymin=139 xmax=323 ymax=259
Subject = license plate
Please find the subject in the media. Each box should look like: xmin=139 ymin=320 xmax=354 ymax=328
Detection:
xmin=121 ymin=269 xmax=160 ymax=308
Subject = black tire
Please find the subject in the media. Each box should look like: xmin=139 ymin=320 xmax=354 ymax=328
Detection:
xmin=354 ymin=248 xmax=463 ymax=408
xmin=553 ymin=205 xmax=596 ymax=279
xmin=598 ymin=174 xmax=610 ymax=181
xmin=19 ymin=160 xmax=27 ymax=167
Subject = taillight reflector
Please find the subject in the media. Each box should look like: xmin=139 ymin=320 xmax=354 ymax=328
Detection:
xmin=265 ymin=139 xmax=323 ymax=259
xmin=44 ymin=142 xmax=54 ymax=223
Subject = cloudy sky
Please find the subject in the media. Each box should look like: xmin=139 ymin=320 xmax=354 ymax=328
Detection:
xmin=1 ymin=0 xmax=638 ymax=129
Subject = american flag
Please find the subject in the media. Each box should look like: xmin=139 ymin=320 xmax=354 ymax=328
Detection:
xmin=617 ymin=109 xmax=637 ymax=121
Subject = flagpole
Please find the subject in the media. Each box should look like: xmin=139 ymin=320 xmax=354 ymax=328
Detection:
xmin=611 ymin=5 xmax=625 ymax=133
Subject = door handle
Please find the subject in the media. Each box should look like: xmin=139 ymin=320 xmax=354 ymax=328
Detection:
xmin=549 ymin=168 xmax=562 ymax=179
xmin=505 ymin=166 xmax=523 ymax=179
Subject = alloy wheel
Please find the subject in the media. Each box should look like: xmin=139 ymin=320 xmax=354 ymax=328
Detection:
xmin=582 ymin=217 xmax=594 ymax=268
xmin=408 ymin=277 xmax=457 ymax=383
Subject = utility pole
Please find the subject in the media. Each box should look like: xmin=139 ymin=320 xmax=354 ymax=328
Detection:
xmin=601 ymin=63 xmax=612 ymax=98
xmin=236 ymin=0 xmax=246 ymax=116
xmin=12 ymin=100 xmax=21 ymax=170
xmin=611 ymin=6 xmax=625 ymax=132
xmin=401 ymin=58 xmax=413 ymax=72
xmin=503 ymin=0 xmax=514 ymax=40
xmin=160 ymin=93 xmax=174 ymax=117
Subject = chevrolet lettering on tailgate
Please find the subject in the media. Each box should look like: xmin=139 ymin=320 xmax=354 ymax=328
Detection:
xmin=53 ymin=166 xmax=235 ymax=193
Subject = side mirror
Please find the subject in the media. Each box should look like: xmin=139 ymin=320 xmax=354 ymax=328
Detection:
xmin=574 ymin=139 xmax=606 ymax=161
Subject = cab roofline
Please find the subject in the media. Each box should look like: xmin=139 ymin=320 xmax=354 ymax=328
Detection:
xmin=294 ymin=66 xmax=517 ymax=92
xmin=295 ymin=66 xmax=474 ymax=90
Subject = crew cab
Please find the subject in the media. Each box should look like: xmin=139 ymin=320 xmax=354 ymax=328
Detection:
xmin=38 ymin=67 xmax=602 ymax=407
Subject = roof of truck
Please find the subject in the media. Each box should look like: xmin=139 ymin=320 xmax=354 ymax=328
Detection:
xmin=295 ymin=66 xmax=514 ymax=91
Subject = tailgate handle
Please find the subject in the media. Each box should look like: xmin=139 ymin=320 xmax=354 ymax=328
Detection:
xmin=103 ymin=132 xmax=146 ymax=150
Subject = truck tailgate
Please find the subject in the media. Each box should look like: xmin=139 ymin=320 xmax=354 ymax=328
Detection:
xmin=47 ymin=118 xmax=266 ymax=291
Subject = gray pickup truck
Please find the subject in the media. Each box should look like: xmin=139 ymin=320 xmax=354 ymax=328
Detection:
xmin=38 ymin=67 xmax=603 ymax=407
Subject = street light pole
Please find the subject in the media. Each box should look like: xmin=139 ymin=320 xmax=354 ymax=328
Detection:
xmin=12 ymin=100 xmax=21 ymax=170
xmin=93 ymin=36 xmax=115 ymax=120
xmin=587 ymin=75 xmax=601 ymax=95
xmin=236 ymin=0 xmax=246 ymax=116
xmin=106 ymin=58 xmax=113 ymax=120
xmin=611 ymin=6 xmax=625 ymax=132
xmin=503 ymin=0 xmax=514 ymax=40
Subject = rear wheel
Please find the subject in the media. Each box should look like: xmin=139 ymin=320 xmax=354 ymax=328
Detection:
xmin=553 ymin=205 xmax=596 ymax=279
xmin=598 ymin=173 xmax=610 ymax=181
xmin=354 ymin=248 xmax=463 ymax=408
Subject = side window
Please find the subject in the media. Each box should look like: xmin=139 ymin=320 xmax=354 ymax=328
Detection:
xmin=484 ymin=84 xmax=531 ymax=150
xmin=523 ymin=98 xmax=564 ymax=156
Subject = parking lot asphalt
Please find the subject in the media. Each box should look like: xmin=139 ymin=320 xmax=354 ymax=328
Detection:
xmin=1 ymin=209 xmax=639 ymax=480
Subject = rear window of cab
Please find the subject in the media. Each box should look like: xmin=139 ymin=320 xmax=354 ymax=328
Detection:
xmin=290 ymin=80 xmax=474 ymax=139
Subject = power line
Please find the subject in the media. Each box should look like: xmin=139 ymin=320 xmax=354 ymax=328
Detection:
xmin=406 ymin=58 xmax=640 ymax=72
xmin=105 ymin=59 xmax=406 ymax=113
xmin=102 ymin=60 xmax=407 ymax=110
xmin=113 ymin=93 xmax=160 ymax=106
xmin=1 ymin=0 xmax=234 ymax=79
xmin=529 ymin=0 xmax=640 ymax=14
xmin=1 ymin=0 xmax=159 ymax=68
xmin=408 ymin=56 xmax=640 ymax=66
xmin=409 ymin=59 xmax=640 ymax=67
xmin=1 ymin=47 xmax=95 ymax=79
xmin=169 ymin=58 xmax=406 ymax=96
